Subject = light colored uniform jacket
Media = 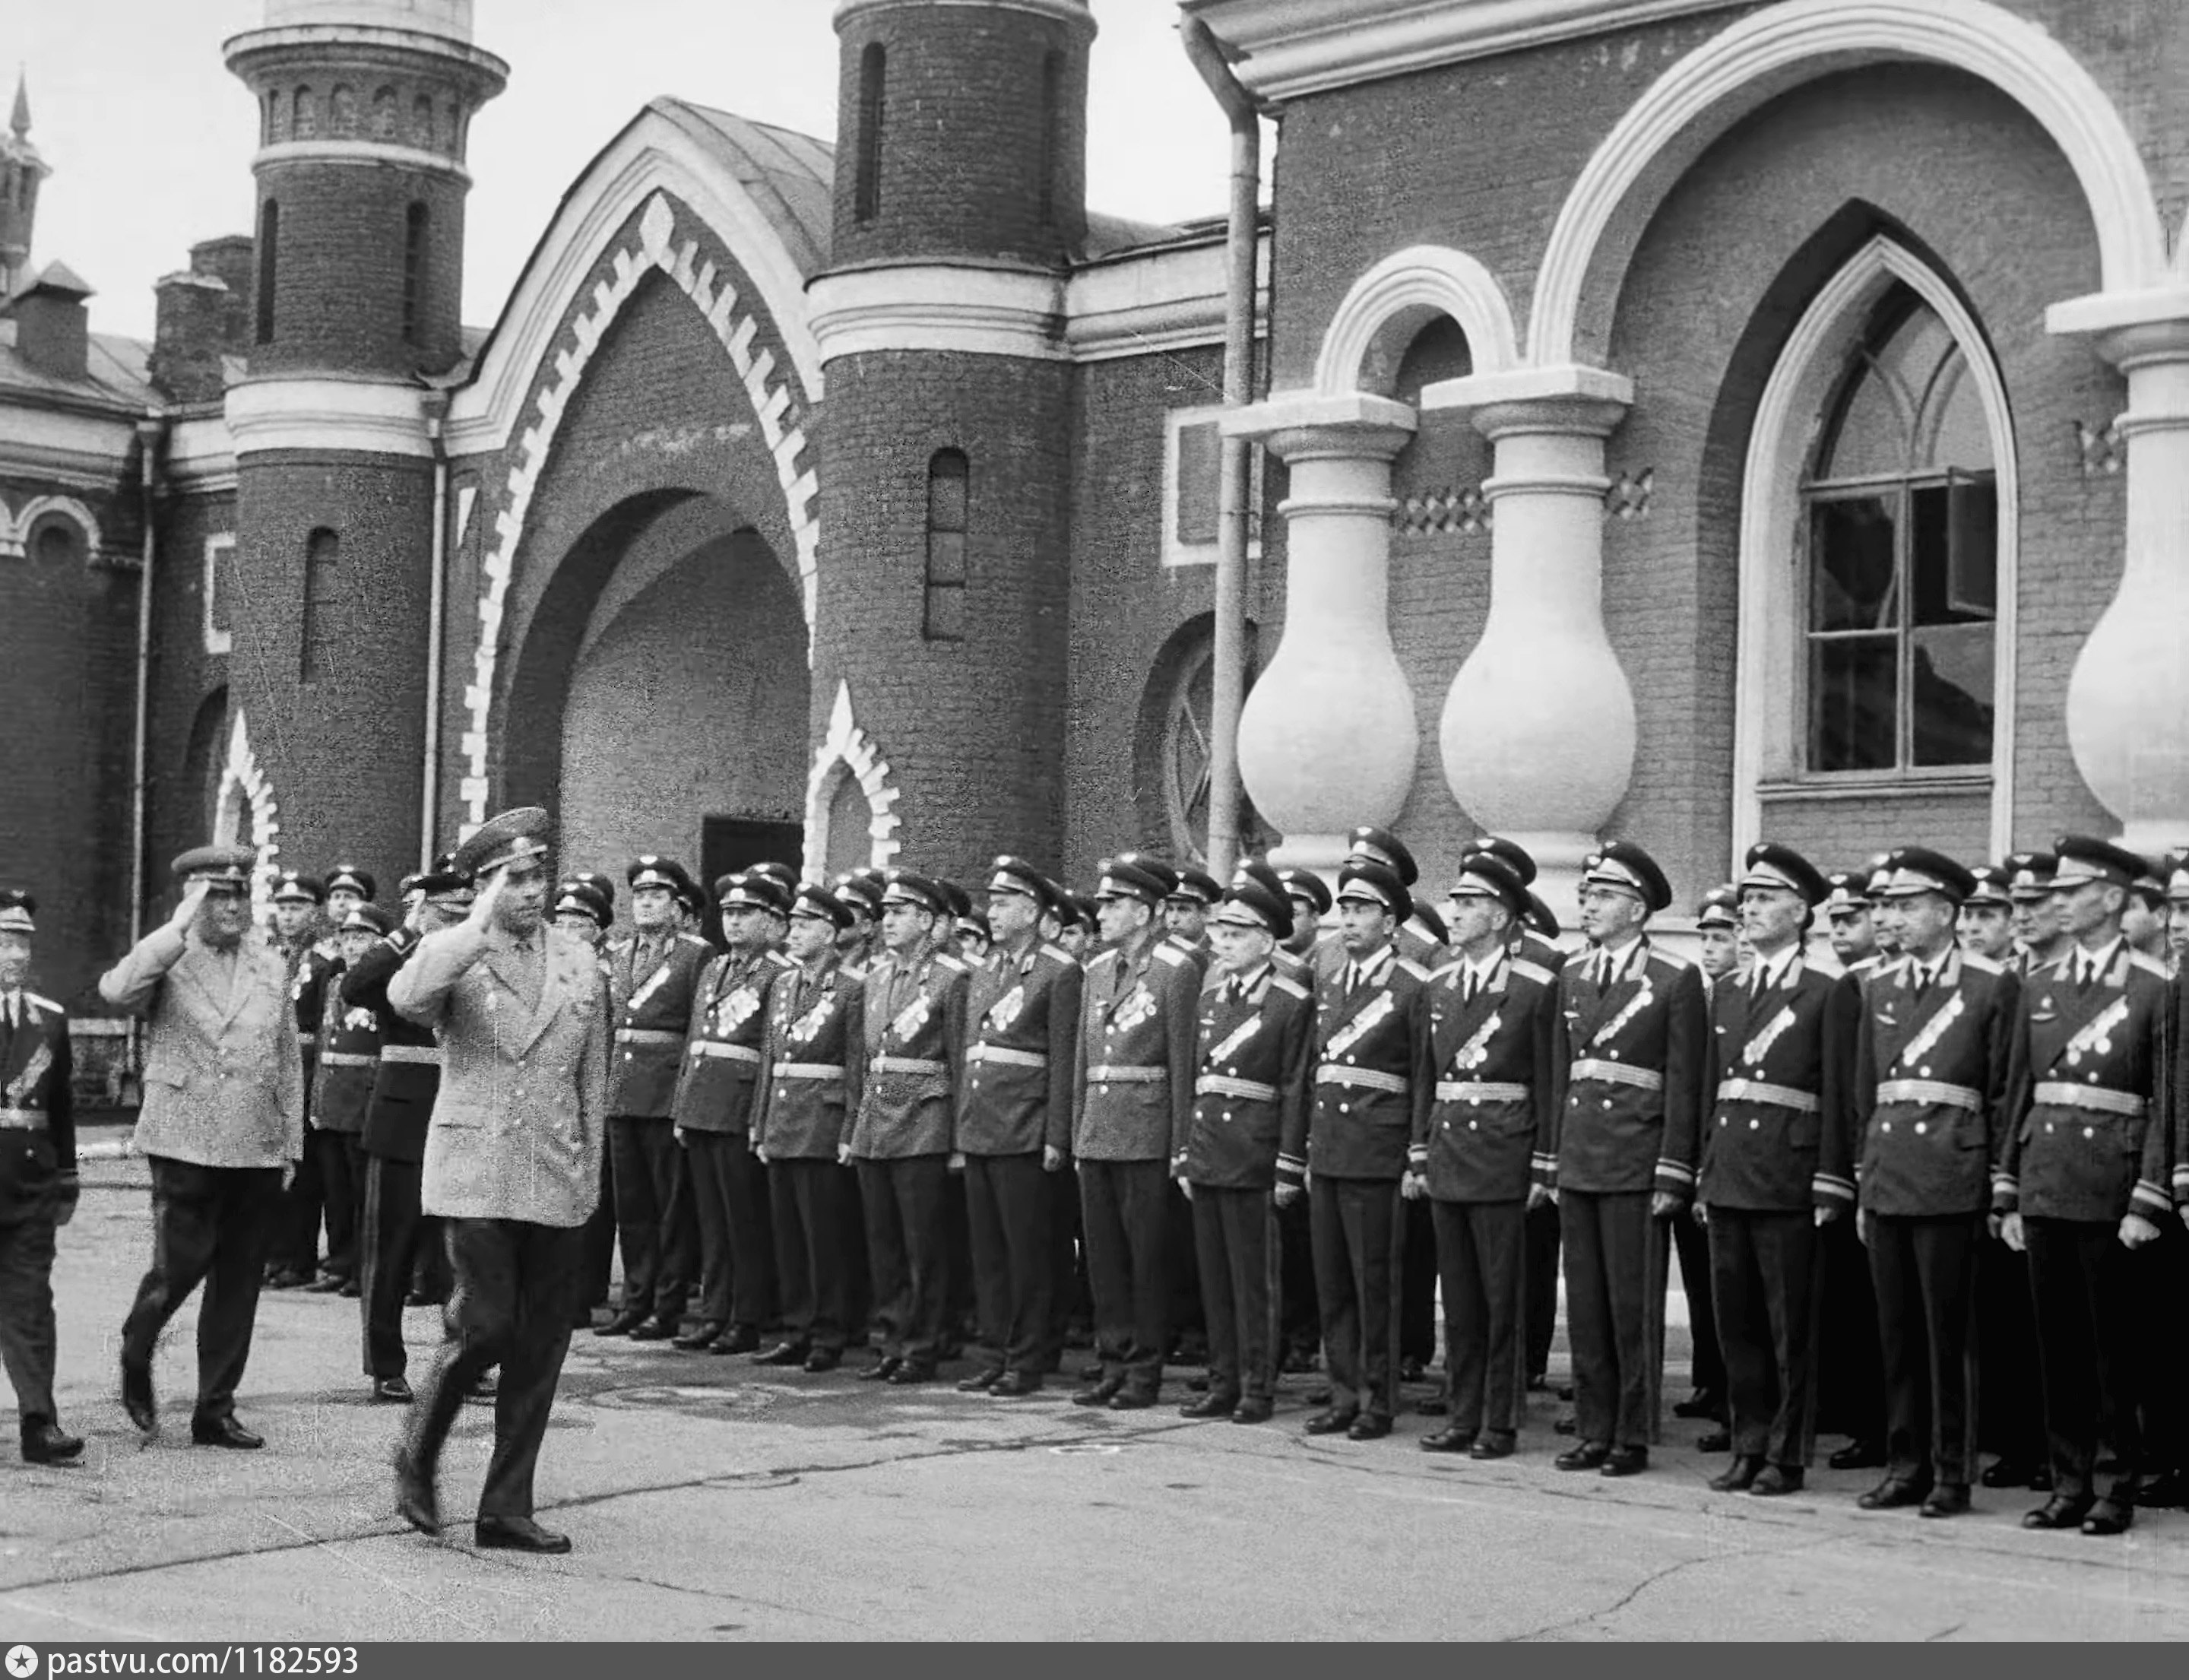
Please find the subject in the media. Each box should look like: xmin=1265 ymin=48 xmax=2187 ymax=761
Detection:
xmin=98 ymin=924 xmax=305 ymax=1168
xmin=388 ymin=920 xmax=610 ymax=1228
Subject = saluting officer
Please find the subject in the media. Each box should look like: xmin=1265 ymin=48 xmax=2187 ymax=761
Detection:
xmin=1175 ymin=875 xmax=1312 ymax=1425
xmin=599 ymin=856 xmax=713 ymax=1342
xmin=307 ymin=903 xmax=393 ymax=1298
xmin=847 ymin=870 xmax=969 ymax=1385
xmin=1547 ymin=842 xmax=1706 ymax=1479
xmin=1853 ymin=848 xmax=2017 ymax=1517
xmin=673 ymin=872 xmax=794 ymax=1354
xmin=0 ymin=891 xmax=83 ymax=1464
xmin=1407 ymin=853 xmax=1555 ymax=1459
xmin=752 ymin=883 xmax=866 ymax=1372
xmin=956 ymin=858 xmax=1082 ymax=1397
xmin=1700 ymin=843 xmax=1857 ymax=1498
xmin=1281 ymin=857 xmax=1430 ymax=1441
xmin=1997 ymin=835 xmax=2172 ymax=1536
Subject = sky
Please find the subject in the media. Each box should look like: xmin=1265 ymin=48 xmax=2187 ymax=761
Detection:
xmin=15 ymin=0 xmax=1244 ymax=343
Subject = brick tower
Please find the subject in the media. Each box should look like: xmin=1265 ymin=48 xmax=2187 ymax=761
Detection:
xmin=809 ymin=0 xmax=1094 ymax=879
xmin=221 ymin=0 xmax=505 ymax=886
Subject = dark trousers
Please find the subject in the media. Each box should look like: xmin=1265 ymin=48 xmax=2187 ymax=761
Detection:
xmin=1432 ymin=1198 xmax=1526 ymax=1438
xmin=1310 ymin=1175 xmax=1403 ymax=1422
xmin=945 ymin=1168 xmax=977 ymax=1346
xmin=1561 ymin=1189 xmax=1657 ymax=1450
xmin=965 ymin=1152 xmax=1054 ymax=1380
xmin=406 ymin=1218 xmax=580 ymax=1521
xmin=1080 ymin=1158 xmax=1172 ymax=1393
xmin=1524 ymin=1199 xmax=1560 ymax=1381
xmin=1711 ymin=1207 xmax=1821 ymax=1467
xmin=1870 ymin=1212 xmax=1982 ymax=1488
xmin=413 ymin=1217 xmax=452 ymax=1301
xmin=1165 ymin=1179 xmax=1203 ymax=1348
xmin=857 ymin=1155 xmax=950 ymax=1370
xmin=0 ymin=1211 xmax=59 ymax=1421
xmin=580 ymin=1133 xmax=616 ymax=1311
xmin=360 ymin=1153 xmax=426 ymax=1379
xmin=685 ymin=1130 xmax=775 ymax=1331
xmin=1977 ymin=1237 xmax=2045 ymax=1465
xmin=122 ymin=1158 xmax=280 ymax=1421
xmin=608 ymin=1114 xmax=695 ymax=1322
xmin=309 ymin=1130 xmax=365 ymax=1282
xmin=2136 ymin=1217 xmax=2189 ymax=1478
xmin=1671 ymin=1206 xmax=1725 ymax=1402
xmin=2025 ymin=1216 xmax=2142 ymax=1504
xmin=841 ymin=1162 xmax=873 ymax=1344
xmin=1044 ymin=1164 xmax=1082 ymax=1365
xmin=1278 ymin=1187 xmax=1320 ymax=1363
xmin=1399 ymin=1194 xmax=1439 ymax=1368
xmin=1817 ymin=1212 xmax=1886 ymax=1443
xmin=273 ymin=1133 xmax=323 ymax=1276
xmin=1191 ymin=1184 xmax=1278 ymax=1403
xmin=770 ymin=1157 xmax=854 ymax=1354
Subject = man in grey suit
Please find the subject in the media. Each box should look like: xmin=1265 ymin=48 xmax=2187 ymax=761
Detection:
xmin=390 ymin=808 xmax=610 ymax=1555
xmin=101 ymin=846 xmax=305 ymax=1448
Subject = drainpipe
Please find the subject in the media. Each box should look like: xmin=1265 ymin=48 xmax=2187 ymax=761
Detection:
xmin=128 ymin=414 xmax=163 ymax=946
xmin=421 ymin=388 xmax=450 ymax=869
xmin=1182 ymin=15 xmax=1260 ymax=881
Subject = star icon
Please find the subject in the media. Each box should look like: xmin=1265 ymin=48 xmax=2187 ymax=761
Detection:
xmin=7 ymin=1646 xmax=39 ymax=1678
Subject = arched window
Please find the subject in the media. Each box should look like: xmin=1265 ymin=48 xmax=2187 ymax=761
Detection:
xmin=301 ymin=527 xmax=340 ymax=683
xmin=923 ymin=449 xmax=967 ymax=642
xmin=402 ymin=201 xmax=429 ymax=343
xmin=30 ymin=518 xmax=82 ymax=569
xmin=1802 ymin=284 xmax=1995 ymax=772
xmin=255 ymin=199 xmax=278 ymax=345
xmin=855 ymin=43 xmax=885 ymax=223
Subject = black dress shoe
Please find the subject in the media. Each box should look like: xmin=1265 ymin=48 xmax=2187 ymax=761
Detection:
xmin=1186 ymin=1373 xmax=1210 ymax=1393
xmin=859 ymin=1355 xmax=904 ymax=1382
xmin=1709 ymin=1455 xmax=1765 ymax=1493
xmin=475 ymin=1515 xmax=572 ymax=1555
xmin=989 ymin=1372 xmax=1042 ymax=1397
xmin=394 ymin=1445 xmax=439 ymax=1536
xmin=1749 ymin=1463 xmax=1803 ymax=1496
xmin=1857 ymin=1476 xmax=1929 ymax=1510
xmin=1346 ymin=1414 xmax=1392 ymax=1441
xmin=1414 ymin=1396 xmax=1449 ymax=1417
xmin=1305 ymin=1385 xmax=1332 ymax=1406
xmin=886 ymin=1363 xmax=935 ymax=1386
xmin=711 ymin=1325 xmax=763 ymax=1355
xmin=305 ymin=1274 xmax=346 ymax=1294
xmin=120 ymin=1358 xmax=156 ymax=1434
xmin=756 ymin=1341 xmax=812 ymax=1368
xmin=1072 ymin=1377 xmax=1124 ymax=1407
xmin=338 ymin=1280 xmax=362 ymax=1298
xmin=1695 ymin=1428 xmax=1731 ymax=1453
xmin=1555 ymin=1442 xmax=1611 ymax=1472
xmin=191 ymin=1415 xmax=265 ymax=1450
xmin=1920 ymin=1483 xmax=1970 ymax=1519
xmin=803 ymin=1349 xmax=843 ymax=1374
xmin=371 ymin=1377 xmax=414 ymax=1404
xmin=1303 ymin=1409 xmax=1359 ymax=1437
xmin=2135 ymin=1469 xmax=2189 ymax=1509
xmin=1672 ymin=1389 xmax=1725 ymax=1421
xmin=1180 ymin=1392 xmax=1237 ymax=1418
xmin=1078 ymin=1360 xmax=1104 ymax=1383
xmin=1600 ymin=1446 xmax=1649 ymax=1478
xmin=594 ymin=1308 xmax=648 ymax=1337
xmin=1420 ymin=1425 xmax=1476 ymax=1454
xmin=1231 ymin=1396 xmax=1275 ymax=1425
xmin=1108 ymin=1389 xmax=1158 ymax=1411
xmin=1470 ymin=1432 xmax=1516 ymax=1461
xmin=627 ymin=1317 xmax=680 ymax=1342
xmin=2022 ymin=1494 xmax=2094 ymax=1530
xmin=1828 ymin=1438 xmax=1886 ymax=1471
xmin=672 ymin=1321 xmax=726 ymax=1352
xmin=956 ymin=1368 xmax=1005 ymax=1393
xmin=21 ymin=1420 xmax=84 ymax=1465
xmin=2081 ymin=1497 xmax=2134 ymax=1536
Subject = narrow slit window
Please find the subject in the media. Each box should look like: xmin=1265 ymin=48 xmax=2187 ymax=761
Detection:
xmin=255 ymin=199 xmax=278 ymax=345
xmin=924 ymin=449 xmax=968 ymax=643
xmin=855 ymin=43 xmax=885 ymax=223
xmin=402 ymin=201 xmax=428 ymax=344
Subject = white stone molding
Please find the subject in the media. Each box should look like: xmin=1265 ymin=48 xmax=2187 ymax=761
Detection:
xmin=455 ymin=190 xmax=822 ymax=830
xmin=224 ymin=377 xmax=435 ymax=459
xmin=203 ymin=534 xmax=236 ymax=657
xmin=1732 ymin=234 xmax=2018 ymax=861
xmin=0 ymin=493 xmax=101 ymax=562
xmin=214 ymin=708 xmax=283 ymax=911
xmin=0 ymin=405 xmax=136 ymax=490
xmin=808 ymin=265 xmax=1069 ymax=363
xmin=166 ymin=417 xmax=239 ymax=494
xmin=1162 ymin=402 xmax=1264 ymax=569
xmin=832 ymin=0 xmax=1095 ymax=30
xmin=249 ymin=138 xmax=470 ymax=185
xmin=803 ymin=680 xmax=904 ymax=876
xmin=1530 ymin=0 xmax=2166 ymax=366
xmin=1064 ymin=233 xmax=1271 ymax=362
xmin=1315 ymin=244 xmax=1520 ymax=395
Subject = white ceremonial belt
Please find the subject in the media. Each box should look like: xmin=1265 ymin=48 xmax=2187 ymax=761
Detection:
xmin=0 ymin=1108 xmax=45 ymax=1130
xmin=1569 ymin=1058 xmax=1663 ymax=1092
xmin=1434 ymin=1080 xmax=1530 ymax=1104
xmin=1088 ymin=1063 xmax=1167 ymax=1084
xmin=688 ymin=1041 xmax=762 ymax=1065
xmin=2032 ymin=1081 xmax=2146 ymax=1118
xmin=773 ymin=1062 xmax=844 ymax=1082
xmin=1196 ymin=1074 xmax=1278 ymax=1103
xmin=1715 ymin=1078 xmax=1820 ymax=1114
xmin=872 ymin=1056 xmax=948 ymax=1076
xmin=379 ymin=1044 xmax=441 ymax=1066
xmin=1875 ymin=1079 xmax=1978 ymax=1111
xmin=1316 ymin=1064 xmax=1410 ymax=1096
xmin=318 ymin=1051 xmax=379 ymax=1068
xmin=619 ymin=1028 xmax=687 ymax=1046
xmin=968 ymin=1044 xmax=1049 ymax=1070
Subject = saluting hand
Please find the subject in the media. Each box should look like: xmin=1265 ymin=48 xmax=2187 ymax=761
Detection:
xmin=467 ymin=865 xmax=507 ymax=930
xmin=169 ymin=880 xmax=210 ymax=934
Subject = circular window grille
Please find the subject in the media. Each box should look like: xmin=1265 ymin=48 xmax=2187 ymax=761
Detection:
xmin=1164 ymin=638 xmax=1268 ymax=866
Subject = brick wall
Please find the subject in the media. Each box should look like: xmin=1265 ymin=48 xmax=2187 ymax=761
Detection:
xmin=143 ymin=488 xmax=235 ymax=914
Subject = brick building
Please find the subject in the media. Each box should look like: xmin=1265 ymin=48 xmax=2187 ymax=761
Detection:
xmin=4 ymin=0 xmax=2187 ymax=1054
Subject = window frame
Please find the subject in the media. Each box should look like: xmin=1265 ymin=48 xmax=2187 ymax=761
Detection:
xmin=1161 ymin=404 xmax=1265 ymax=570
xmin=204 ymin=533 xmax=235 ymax=657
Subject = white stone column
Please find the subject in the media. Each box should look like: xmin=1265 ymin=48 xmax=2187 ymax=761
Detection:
xmin=1222 ymin=392 xmax=1418 ymax=873
xmin=1420 ymin=364 xmax=1636 ymax=912
xmin=2050 ymin=298 xmax=2189 ymax=851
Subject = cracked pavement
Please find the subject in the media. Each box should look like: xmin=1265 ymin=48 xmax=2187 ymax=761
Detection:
xmin=1 ymin=1161 xmax=2184 ymax=1640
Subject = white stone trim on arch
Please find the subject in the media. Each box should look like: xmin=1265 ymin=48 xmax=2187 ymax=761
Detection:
xmin=1314 ymin=245 xmax=1519 ymax=395
xmin=803 ymin=681 xmax=904 ymax=876
xmin=1528 ymin=0 xmax=2167 ymax=367
xmin=213 ymin=709 xmax=284 ymax=914
xmin=454 ymin=190 xmax=822 ymax=832
xmin=1731 ymin=233 xmax=2018 ymax=865
xmin=0 ymin=493 xmax=102 ymax=562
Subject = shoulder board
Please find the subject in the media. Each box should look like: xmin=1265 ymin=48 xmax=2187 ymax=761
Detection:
xmin=1395 ymin=959 xmax=1431 ymax=983
xmin=1959 ymin=952 xmax=2002 ymax=975
xmin=1563 ymin=950 xmax=1593 ymax=972
xmin=766 ymin=949 xmax=797 ymax=968
xmin=1039 ymin=943 xmax=1075 ymax=966
xmin=1088 ymin=948 xmax=1120 ymax=975
xmin=934 ymin=953 xmax=967 ymax=975
xmin=24 ymin=992 xmax=61 ymax=1016
xmin=840 ymin=961 xmax=867 ymax=984
xmin=1152 ymin=944 xmax=1189 ymax=968
xmin=1644 ymin=948 xmax=1691 ymax=973
xmin=606 ymin=937 xmax=633 ymax=955
xmin=677 ymin=933 xmax=712 ymax=949
xmin=1510 ymin=959 xmax=1557 ymax=988
xmin=1270 ymin=973 xmax=1311 ymax=1001
xmin=1427 ymin=961 xmax=1462 ymax=986
xmin=2130 ymin=952 xmax=2169 ymax=980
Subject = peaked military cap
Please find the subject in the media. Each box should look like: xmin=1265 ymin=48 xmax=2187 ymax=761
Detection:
xmin=2004 ymin=851 xmax=2056 ymax=901
xmin=936 ymin=879 xmax=973 ymax=921
xmin=1111 ymin=853 xmax=1180 ymax=901
xmin=626 ymin=854 xmax=698 ymax=899
xmin=717 ymin=871 xmax=793 ymax=916
xmin=1347 ymin=826 xmax=1418 ymax=888
xmin=2164 ymin=851 xmax=2189 ymax=905
xmin=1524 ymin=891 xmax=1560 ymax=941
xmin=325 ymin=864 xmax=376 ymax=901
xmin=553 ymin=878 xmax=613 ymax=927
xmin=1465 ymin=834 xmax=1538 ymax=888
xmin=1875 ymin=846 xmax=1976 ymax=903
xmin=1335 ymin=859 xmax=1409 ymax=920
xmin=0 ymin=889 xmax=35 ymax=935
xmin=880 ymin=870 xmax=950 ymax=917
xmin=1407 ymin=895 xmax=1449 ymax=947
xmin=1095 ymin=857 xmax=1171 ymax=905
xmin=1581 ymin=841 xmax=1671 ymax=914
xmin=2051 ymin=834 xmax=2149 ymax=892
xmin=986 ymin=855 xmax=1053 ymax=912
xmin=1962 ymin=863 xmax=2012 ymax=910
xmin=416 ymin=851 xmax=477 ymax=901
xmin=746 ymin=861 xmax=800 ymax=897
xmin=453 ymin=809 xmax=550 ymax=879
xmin=1167 ymin=865 xmax=1224 ymax=908
xmin=270 ymin=869 xmax=325 ymax=905
xmin=340 ymin=902 xmax=395 ymax=937
xmin=1449 ymin=852 xmax=1529 ymax=918
xmin=1214 ymin=876 xmax=1292 ymax=940
xmin=1695 ymin=884 xmax=1740 ymax=930
xmin=833 ymin=870 xmax=885 ymax=918
xmin=1820 ymin=870 xmax=1873 ymax=916
xmin=173 ymin=845 xmax=257 ymax=888
xmin=1231 ymin=858 xmax=1285 ymax=902
xmin=790 ymin=882 xmax=854 ymax=930
xmin=1276 ymin=865 xmax=1333 ymax=918
xmin=1740 ymin=842 xmax=1830 ymax=907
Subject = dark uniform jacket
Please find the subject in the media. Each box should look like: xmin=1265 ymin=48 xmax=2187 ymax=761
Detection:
xmin=1548 ymin=937 xmax=1706 ymax=1198
xmin=0 ymin=988 xmax=74 ymax=1222
xmin=960 ymin=935 xmax=1082 ymax=1157
xmin=1997 ymin=942 xmax=2172 ymax=1226
xmin=1410 ymin=949 xmax=1558 ymax=1203
xmin=1291 ymin=941 xmax=1430 ymax=1184
xmin=850 ymin=941 xmax=968 ymax=1159
xmin=753 ymin=955 xmax=865 ymax=1159
xmin=2175 ymin=973 xmax=2189 ymax=1209
xmin=607 ymin=930 xmax=714 ymax=1118
xmin=310 ymin=959 xmax=379 ymax=1136
xmin=1075 ymin=931 xmax=1199 ymax=1163
xmin=1854 ymin=948 xmax=2017 ymax=1217
xmin=1180 ymin=962 xmax=1313 ymax=1191
xmin=672 ymin=946 xmax=790 ymax=1136
xmin=341 ymin=926 xmax=440 ymax=1164
xmin=1699 ymin=952 xmax=1859 ymax=1213
xmin=290 ymin=940 xmax=339 ymax=1107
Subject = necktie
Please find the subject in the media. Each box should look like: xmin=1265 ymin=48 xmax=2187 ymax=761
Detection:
xmin=1462 ymin=970 xmax=1480 ymax=1006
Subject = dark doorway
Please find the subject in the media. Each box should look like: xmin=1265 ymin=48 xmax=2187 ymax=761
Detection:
xmin=702 ymin=816 xmax=804 ymax=891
